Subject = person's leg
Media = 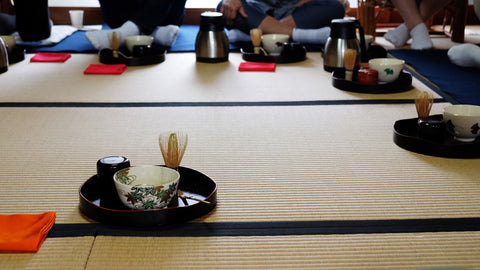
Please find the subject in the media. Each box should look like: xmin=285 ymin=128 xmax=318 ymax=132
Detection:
xmin=145 ymin=0 xmax=187 ymax=46
xmin=130 ymin=0 xmax=186 ymax=34
xmin=217 ymin=0 xmax=269 ymax=42
xmin=384 ymin=0 xmax=421 ymax=47
xmin=385 ymin=0 xmax=451 ymax=49
xmin=292 ymin=0 xmax=345 ymax=29
xmin=258 ymin=0 xmax=344 ymax=34
xmin=87 ymin=0 xmax=186 ymax=49
xmin=290 ymin=0 xmax=344 ymax=44
xmin=0 ymin=13 xmax=16 ymax=35
xmin=448 ymin=43 xmax=480 ymax=68
xmin=219 ymin=0 xmax=344 ymax=44
xmin=86 ymin=0 xmax=140 ymax=49
xmin=98 ymin=0 xmax=136 ymax=28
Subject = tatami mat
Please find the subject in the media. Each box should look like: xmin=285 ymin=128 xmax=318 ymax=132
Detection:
xmin=0 ymin=103 xmax=478 ymax=225
xmin=1 ymin=53 xmax=440 ymax=103
xmin=85 ymin=232 xmax=480 ymax=269
xmin=0 ymin=237 xmax=93 ymax=270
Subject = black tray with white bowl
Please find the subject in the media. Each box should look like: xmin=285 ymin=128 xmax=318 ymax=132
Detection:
xmin=8 ymin=46 xmax=26 ymax=64
xmin=393 ymin=114 xmax=480 ymax=158
xmin=240 ymin=43 xmax=307 ymax=63
xmin=99 ymin=45 xmax=166 ymax=66
xmin=332 ymin=70 xmax=413 ymax=94
xmin=79 ymin=166 xmax=217 ymax=226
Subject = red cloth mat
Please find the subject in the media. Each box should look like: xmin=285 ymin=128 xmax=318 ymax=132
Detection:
xmin=30 ymin=53 xmax=71 ymax=63
xmin=0 ymin=212 xmax=56 ymax=252
xmin=84 ymin=64 xmax=128 ymax=75
xmin=238 ymin=62 xmax=276 ymax=72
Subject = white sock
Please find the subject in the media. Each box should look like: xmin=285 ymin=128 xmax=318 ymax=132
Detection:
xmin=384 ymin=23 xmax=409 ymax=47
xmin=227 ymin=29 xmax=251 ymax=43
xmin=85 ymin=20 xmax=139 ymax=49
xmin=410 ymin=23 xmax=433 ymax=50
xmin=292 ymin=27 xmax=331 ymax=44
xmin=152 ymin=25 xmax=180 ymax=47
xmin=448 ymin=43 xmax=480 ymax=68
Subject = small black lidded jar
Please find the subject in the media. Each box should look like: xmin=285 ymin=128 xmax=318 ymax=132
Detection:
xmin=195 ymin=11 xmax=229 ymax=63
xmin=96 ymin=156 xmax=130 ymax=208
xmin=417 ymin=116 xmax=446 ymax=142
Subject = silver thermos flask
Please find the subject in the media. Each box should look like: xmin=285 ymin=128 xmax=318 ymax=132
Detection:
xmin=195 ymin=11 xmax=229 ymax=63
xmin=0 ymin=38 xmax=8 ymax=74
xmin=323 ymin=19 xmax=365 ymax=72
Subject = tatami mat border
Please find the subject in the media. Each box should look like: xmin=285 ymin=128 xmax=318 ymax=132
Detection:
xmin=48 ymin=218 xmax=480 ymax=238
xmin=0 ymin=99 xmax=447 ymax=108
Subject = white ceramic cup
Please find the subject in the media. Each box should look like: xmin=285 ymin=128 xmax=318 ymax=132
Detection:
xmin=261 ymin=34 xmax=290 ymax=56
xmin=69 ymin=10 xmax=84 ymax=29
xmin=368 ymin=58 xmax=405 ymax=83
xmin=125 ymin=35 xmax=154 ymax=53
xmin=443 ymin=104 xmax=480 ymax=142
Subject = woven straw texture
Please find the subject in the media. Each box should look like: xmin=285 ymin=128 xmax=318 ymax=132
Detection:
xmin=1 ymin=104 xmax=478 ymax=224
xmin=85 ymin=233 xmax=480 ymax=269
xmin=0 ymin=53 xmax=439 ymax=103
xmin=0 ymin=237 xmax=94 ymax=270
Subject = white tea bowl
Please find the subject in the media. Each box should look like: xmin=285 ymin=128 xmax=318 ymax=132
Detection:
xmin=125 ymin=35 xmax=154 ymax=53
xmin=368 ymin=58 xmax=405 ymax=83
xmin=261 ymin=34 xmax=290 ymax=56
xmin=443 ymin=104 xmax=480 ymax=142
xmin=113 ymin=165 xmax=180 ymax=209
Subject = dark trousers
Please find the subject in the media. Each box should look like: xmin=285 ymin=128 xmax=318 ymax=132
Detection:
xmin=216 ymin=0 xmax=345 ymax=33
xmin=0 ymin=13 xmax=16 ymax=35
xmin=99 ymin=0 xmax=187 ymax=34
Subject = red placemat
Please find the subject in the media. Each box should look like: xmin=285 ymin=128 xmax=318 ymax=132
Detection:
xmin=238 ymin=62 xmax=276 ymax=72
xmin=30 ymin=53 xmax=71 ymax=63
xmin=84 ymin=64 xmax=128 ymax=75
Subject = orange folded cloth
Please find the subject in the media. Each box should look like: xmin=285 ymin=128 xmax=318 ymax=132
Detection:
xmin=84 ymin=64 xmax=128 ymax=75
xmin=0 ymin=212 xmax=56 ymax=252
xmin=238 ymin=62 xmax=276 ymax=72
xmin=30 ymin=53 xmax=71 ymax=63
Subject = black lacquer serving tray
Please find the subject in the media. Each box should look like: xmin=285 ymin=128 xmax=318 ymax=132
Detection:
xmin=240 ymin=44 xmax=307 ymax=63
xmin=393 ymin=115 xmax=480 ymax=158
xmin=8 ymin=47 xmax=26 ymax=64
xmin=79 ymin=167 xmax=217 ymax=226
xmin=332 ymin=70 xmax=413 ymax=94
xmin=99 ymin=45 xmax=166 ymax=66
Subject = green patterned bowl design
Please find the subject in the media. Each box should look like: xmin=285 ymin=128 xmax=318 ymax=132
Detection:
xmin=113 ymin=165 xmax=180 ymax=210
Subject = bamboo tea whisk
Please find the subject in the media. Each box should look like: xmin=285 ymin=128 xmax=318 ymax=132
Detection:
xmin=344 ymin=49 xmax=357 ymax=81
xmin=415 ymin=91 xmax=433 ymax=122
xmin=159 ymin=131 xmax=188 ymax=169
xmin=250 ymin=28 xmax=267 ymax=55
xmin=109 ymin=31 xmax=121 ymax=58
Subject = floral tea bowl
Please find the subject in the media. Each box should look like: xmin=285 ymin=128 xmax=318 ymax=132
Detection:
xmin=113 ymin=165 xmax=180 ymax=210
xmin=443 ymin=104 xmax=480 ymax=142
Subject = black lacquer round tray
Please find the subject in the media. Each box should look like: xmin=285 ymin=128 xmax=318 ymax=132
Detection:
xmin=8 ymin=47 xmax=26 ymax=64
xmin=393 ymin=115 xmax=480 ymax=158
xmin=99 ymin=46 xmax=166 ymax=66
xmin=240 ymin=44 xmax=307 ymax=63
xmin=79 ymin=166 xmax=217 ymax=226
xmin=332 ymin=70 xmax=413 ymax=94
